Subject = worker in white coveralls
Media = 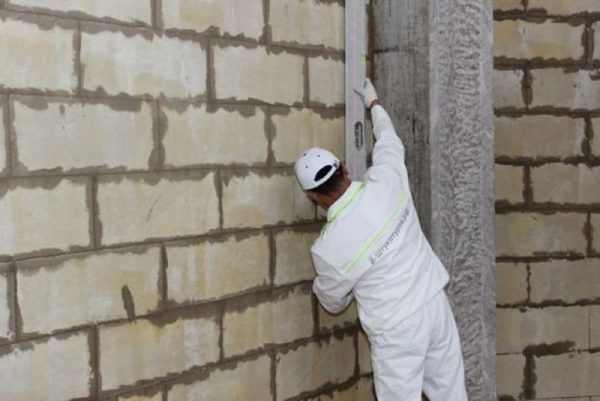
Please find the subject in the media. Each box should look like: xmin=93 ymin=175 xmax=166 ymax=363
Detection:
xmin=294 ymin=79 xmax=468 ymax=401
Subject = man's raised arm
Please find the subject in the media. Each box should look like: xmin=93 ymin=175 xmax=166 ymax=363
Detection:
xmin=358 ymin=79 xmax=406 ymax=176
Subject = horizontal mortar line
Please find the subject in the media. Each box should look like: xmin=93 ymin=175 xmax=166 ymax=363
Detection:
xmin=169 ymin=28 xmax=262 ymax=45
xmin=3 ymin=220 xmax=323 ymax=263
xmin=99 ymin=385 xmax=163 ymax=401
xmin=8 ymin=280 xmax=320 ymax=345
xmin=495 ymin=107 xmax=600 ymax=117
xmin=498 ymin=253 xmax=592 ymax=261
xmin=99 ymin=326 xmax=359 ymax=399
xmin=497 ymin=301 xmax=600 ymax=308
xmin=0 ymin=164 xmax=296 ymax=181
xmin=494 ymin=59 xmax=587 ymax=68
xmin=265 ymin=40 xmax=345 ymax=56
xmin=496 ymin=255 xmax=598 ymax=263
xmin=495 ymin=158 xmax=600 ymax=166
xmin=195 ymin=30 xmax=342 ymax=55
xmin=496 ymin=347 xmax=592 ymax=357
xmin=210 ymin=32 xmax=346 ymax=56
xmin=286 ymin=375 xmax=365 ymax=401
xmin=495 ymin=205 xmax=600 ymax=213
xmin=0 ymin=6 xmax=152 ymax=30
xmin=528 ymin=62 xmax=600 ymax=69
xmin=519 ymin=105 xmax=600 ymax=113
xmin=214 ymin=98 xmax=346 ymax=111
xmin=0 ymin=89 xmax=345 ymax=112
xmin=0 ymin=323 xmax=89 ymax=349
xmin=492 ymin=13 xmax=596 ymax=21
xmin=160 ymin=280 xmax=317 ymax=316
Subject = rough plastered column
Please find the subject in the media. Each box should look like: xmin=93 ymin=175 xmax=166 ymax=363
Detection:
xmin=373 ymin=0 xmax=496 ymax=400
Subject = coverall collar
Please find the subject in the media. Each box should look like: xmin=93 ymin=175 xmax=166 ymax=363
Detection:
xmin=326 ymin=181 xmax=364 ymax=223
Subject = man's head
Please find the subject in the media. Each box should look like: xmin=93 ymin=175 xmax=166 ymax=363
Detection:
xmin=295 ymin=148 xmax=351 ymax=210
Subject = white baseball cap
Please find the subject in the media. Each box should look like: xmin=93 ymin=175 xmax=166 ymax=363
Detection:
xmin=294 ymin=147 xmax=340 ymax=190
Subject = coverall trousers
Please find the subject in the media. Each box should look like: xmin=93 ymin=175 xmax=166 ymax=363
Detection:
xmin=369 ymin=291 xmax=468 ymax=401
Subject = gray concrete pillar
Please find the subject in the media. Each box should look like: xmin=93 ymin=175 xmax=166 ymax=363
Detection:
xmin=372 ymin=0 xmax=496 ymax=400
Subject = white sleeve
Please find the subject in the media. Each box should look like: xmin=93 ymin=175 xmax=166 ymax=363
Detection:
xmin=311 ymin=253 xmax=355 ymax=314
xmin=370 ymin=104 xmax=405 ymax=176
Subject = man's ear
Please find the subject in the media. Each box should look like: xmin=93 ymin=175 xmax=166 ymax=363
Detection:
xmin=341 ymin=162 xmax=349 ymax=177
xmin=305 ymin=190 xmax=318 ymax=203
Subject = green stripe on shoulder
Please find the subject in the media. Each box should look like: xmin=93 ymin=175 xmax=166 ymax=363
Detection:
xmin=321 ymin=182 xmax=364 ymax=237
xmin=342 ymin=190 xmax=407 ymax=275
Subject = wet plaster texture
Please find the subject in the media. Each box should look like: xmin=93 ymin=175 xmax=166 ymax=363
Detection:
xmin=493 ymin=0 xmax=600 ymax=399
xmin=0 ymin=1 xmax=371 ymax=401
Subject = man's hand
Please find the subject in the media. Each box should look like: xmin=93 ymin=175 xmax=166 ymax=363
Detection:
xmin=355 ymin=78 xmax=380 ymax=109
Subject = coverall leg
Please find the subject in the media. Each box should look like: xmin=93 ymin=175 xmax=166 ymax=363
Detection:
xmin=370 ymin=291 xmax=468 ymax=401
xmin=422 ymin=293 xmax=468 ymax=401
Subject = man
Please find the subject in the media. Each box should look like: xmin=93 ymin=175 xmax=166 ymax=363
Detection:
xmin=294 ymin=79 xmax=468 ymax=401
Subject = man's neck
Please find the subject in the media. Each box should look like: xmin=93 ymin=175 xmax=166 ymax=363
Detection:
xmin=322 ymin=180 xmax=352 ymax=210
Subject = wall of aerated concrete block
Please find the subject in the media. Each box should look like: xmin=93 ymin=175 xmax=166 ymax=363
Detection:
xmin=0 ymin=1 xmax=375 ymax=400
xmin=494 ymin=1 xmax=600 ymax=400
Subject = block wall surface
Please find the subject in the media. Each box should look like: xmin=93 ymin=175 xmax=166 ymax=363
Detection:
xmin=494 ymin=1 xmax=600 ymax=400
xmin=0 ymin=1 xmax=374 ymax=400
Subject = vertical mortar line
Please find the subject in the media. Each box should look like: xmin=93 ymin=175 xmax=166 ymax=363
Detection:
xmin=312 ymin=292 xmax=320 ymax=336
xmin=584 ymin=115 xmax=593 ymax=161
xmin=159 ymin=243 xmax=168 ymax=309
xmin=523 ymin=350 xmax=535 ymax=400
xmin=586 ymin=212 xmax=593 ymax=256
xmin=270 ymin=349 xmax=277 ymax=401
xmin=303 ymin=54 xmax=310 ymax=107
xmin=152 ymin=99 xmax=164 ymax=171
xmin=523 ymin=64 xmax=532 ymax=109
xmin=526 ymin=262 xmax=531 ymax=304
xmin=161 ymin=382 xmax=169 ymax=401
xmin=523 ymin=165 xmax=534 ymax=207
xmin=268 ymin=229 xmax=276 ymax=286
xmin=8 ymin=261 xmax=18 ymax=341
xmin=90 ymin=175 xmax=101 ymax=249
xmin=262 ymin=0 xmax=271 ymax=45
xmin=266 ymin=105 xmax=274 ymax=167
xmin=586 ymin=14 xmax=594 ymax=66
xmin=353 ymin=328 xmax=360 ymax=379
xmin=589 ymin=304 xmax=592 ymax=350
xmin=152 ymin=0 xmax=163 ymax=30
xmin=2 ymin=93 xmax=11 ymax=176
xmin=11 ymin=260 xmax=23 ymax=341
xmin=206 ymin=38 xmax=215 ymax=106
xmin=216 ymin=169 xmax=224 ymax=231
xmin=265 ymin=104 xmax=275 ymax=167
xmin=75 ymin=22 xmax=83 ymax=97
xmin=90 ymin=325 xmax=101 ymax=399
xmin=218 ymin=301 xmax=225 ymax=362
xmin=520 ymin=163 xmax=528 ymax=205
xmin=5 ymin=93 xmax=15 ymax=176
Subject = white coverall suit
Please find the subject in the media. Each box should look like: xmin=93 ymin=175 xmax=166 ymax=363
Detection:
xmin=310 ymin=105 xmax=468 ymax=401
